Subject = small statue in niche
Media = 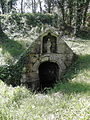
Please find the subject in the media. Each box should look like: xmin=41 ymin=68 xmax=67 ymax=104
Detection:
xmin=42 ymin=33 xmax=57 ymax=53
xmin=47 ymin=38 xmax=51 ymax=53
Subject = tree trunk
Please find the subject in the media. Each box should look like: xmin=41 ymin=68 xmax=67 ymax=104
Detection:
xmin=83 ymin=0 xmax=90 ymax=27
xmin=21 ymin=0 xmax=24 ymax=13
xmin=8 ymin=1 xmax=13 ymax=13
xmin=58 ymin=0 xmax=65 ymax=24
xmin=76 ymin=0 xmax=84 ymax=35
xmin=32 ymin=0 xmax=34 ymax=13
xmin=38 ymin=0 xmax=42 ymax=13
xmin=0 ymin=22 xmax=3 ymax=33
xmin=47 ymin=1 xmax=51 ymax=13
xmin=68 ymin=0 xmax=73 ymax=26
xmin=33 ymin=0 xmax=36 ymax=13
xmin=0 ymin=21 xmax=4 ymax=37
xmin=32 ymin=0 xmax=37 ymax=13
xmin=44 ymin=0 xmax=52 ymax=13
xmin=0 ymin=0 xmax=5 ymax=14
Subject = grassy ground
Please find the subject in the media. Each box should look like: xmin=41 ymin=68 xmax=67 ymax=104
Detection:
xmin=0 ymin=34 xmax=25 ymax=65
xmin=0 ymin=38 xmax=90 ymax=120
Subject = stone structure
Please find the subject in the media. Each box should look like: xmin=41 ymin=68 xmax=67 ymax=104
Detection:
xmin=21 ymin=28 xmax=76 ymax=90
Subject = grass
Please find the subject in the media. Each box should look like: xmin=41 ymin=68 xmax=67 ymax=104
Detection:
xmin=0 ymin=38 xmax=24 ymax=57
xmin=0 ymin=38 xmax=90 ymax=120
xmin=0 ymin=33 xmax=25 ymax=65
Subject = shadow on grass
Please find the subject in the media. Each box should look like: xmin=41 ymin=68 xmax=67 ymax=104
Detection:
xmin=0 ymin=32 xmax=24 ymax=58
xmin=51 ymin=82 xmax=90 ymax=94
xmin=63 ymin=54 xmax=90 ymax=81
xmin=76 ymin=30 xmax=90 ymax=40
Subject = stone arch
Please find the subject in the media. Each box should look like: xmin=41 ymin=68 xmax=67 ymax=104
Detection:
xmin=32 ymin=58 xmax=61 ymax=73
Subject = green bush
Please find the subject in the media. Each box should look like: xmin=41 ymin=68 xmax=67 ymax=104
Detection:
xmin=0 ymin=53 xmax=28 ymax=86
xmin=0 ymin=13 xmax=58 ymax=33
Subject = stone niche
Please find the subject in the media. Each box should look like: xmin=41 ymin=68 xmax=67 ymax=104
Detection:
xmin=42 ymin=32 xmax=57 ymax=53
xmin=21 ymin=28 xmax=76 ymax=90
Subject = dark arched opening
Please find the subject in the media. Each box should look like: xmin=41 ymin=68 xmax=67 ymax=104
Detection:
xmin=39 ymin=62 xmax=59 ymax=89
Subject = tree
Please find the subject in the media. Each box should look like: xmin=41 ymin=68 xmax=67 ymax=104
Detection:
xmin=67 ymin=0 xmax=74 ymax=26
xmin=21 ymin=0 xmax=24 ymax=13
xmin=82 ymin=0 xmax=90 ymax=27
xmin=44 ymin=0 xmax=55 ymax=13
xmin=0 ymin=0 xmax=18 ymax=14
xmin=0 ymin=20 xmax=4 ymax=37
xmin=54 ymin=0 xmax=90 ymax=35
xmin=76 ymin=0 xmax=83 ymax=34
xmin=0 ymin=0 xmax=6 ymax=14
xmin=75 ymin=0 xmax=90 ymax=34
xmin=57 ymin=0 xmax=66 ymax=23
xmin=0 ymin=22 xmax=2 ymax=33
xmin=38 ymin=0 xmax=42 ymax=13
xmin=31 ymin=0 xmax=37 ymax=13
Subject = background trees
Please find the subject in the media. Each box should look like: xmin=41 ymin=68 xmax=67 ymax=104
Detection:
xmin=0 ymin=0 xmax=90 ymax=35
xmin=0 ymin=0 xmax=18 ymax=14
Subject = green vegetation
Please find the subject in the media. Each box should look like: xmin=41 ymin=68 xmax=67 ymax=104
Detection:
xmin=0 ymin=1 xmax=90 ymax=119
xmin=0 ymin=13 xmax=58 ymax=34
xmin=0 ymin=35 xmax=24 ymax=58
xmin=0 ymin=39 xmax=90 ymax=120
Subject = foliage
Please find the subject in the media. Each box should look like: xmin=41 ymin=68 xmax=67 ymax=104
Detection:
xmin=1 ymin=13 xmax=58 ymax=26
xmin=0 ymin=50 xmax=28 ymax=86
xmin=0 ymin=64 xmax=22 ymax=86
xmin=0 ymin=0 xmax=90 ymax=36
xmin=0 ymin=13 xmax=58 ymax=38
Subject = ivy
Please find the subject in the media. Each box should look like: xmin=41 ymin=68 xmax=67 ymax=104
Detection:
xmin=0 ymin=50 xmax=29 ymax=86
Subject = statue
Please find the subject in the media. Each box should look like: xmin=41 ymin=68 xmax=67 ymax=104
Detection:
xmin=47 ymin=38 xmax=51 ymax=53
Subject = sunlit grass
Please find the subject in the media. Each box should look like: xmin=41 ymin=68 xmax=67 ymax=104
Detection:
xmin=0 ymin=79 xmax=90 ymax=120
xmin=66 ymin=39 xmax=90 ymax=55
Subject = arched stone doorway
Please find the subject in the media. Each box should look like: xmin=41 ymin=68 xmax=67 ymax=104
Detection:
xmin=39 ymin=62 xmax=59 ymax=89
